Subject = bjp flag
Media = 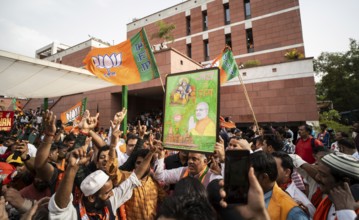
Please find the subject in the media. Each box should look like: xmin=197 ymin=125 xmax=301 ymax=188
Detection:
xmin=60 ymin=98 xmax=87 ymax=133
xmin=211 ymin=47 xmax=239 ymax=85
xmin=83 ymin=28 xmax=160 ymax=85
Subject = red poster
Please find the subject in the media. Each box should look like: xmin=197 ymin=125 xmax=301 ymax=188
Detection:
xmin=0 ymin=111 xmax=14 ymax=131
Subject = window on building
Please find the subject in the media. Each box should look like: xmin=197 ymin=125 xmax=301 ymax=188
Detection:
xmin=204 ymin=40 xmax=209 ymax=61
xmin=225 ymin=34 xmax=232 ymax=48
xmin=202 ymin=11 xmax=208 ymax=31
xmin=224 ymin=3 xmax=230 ymax=25
xmin=246 ymin=28 xmax=254 ymax=53
xmin=244 ymin=0 xmax=251 ymax=19
xmin=187 ymin=44 xmax=192 ymax=58
xmin=186 ymin=16 xmax=191 ymax=35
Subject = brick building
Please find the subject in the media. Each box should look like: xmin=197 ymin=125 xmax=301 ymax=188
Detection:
xmin=24 ymin=0 xmax=318 ymax=128
xmin=126 ymin=0 xmax=317 ymax=125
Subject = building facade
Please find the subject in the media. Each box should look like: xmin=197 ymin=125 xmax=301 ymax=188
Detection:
xmin=127 ymin=0 xmax=305 ymax=66
xmin=25 ymin=0 xmax=318 ymax=128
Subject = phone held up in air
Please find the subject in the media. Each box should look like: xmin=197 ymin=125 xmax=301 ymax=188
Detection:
xmin=224 ymin=150 xmax=250 ymax=204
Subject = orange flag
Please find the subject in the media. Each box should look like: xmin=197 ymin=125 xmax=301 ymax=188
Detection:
xmin=60 ymin=98 xmax=87 ymax=133
xmin=83 ymin=28 xmax=160 ymax=85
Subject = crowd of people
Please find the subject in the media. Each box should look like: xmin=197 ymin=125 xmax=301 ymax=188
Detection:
xmin=0 ymin=107 xmax=359 ymax=220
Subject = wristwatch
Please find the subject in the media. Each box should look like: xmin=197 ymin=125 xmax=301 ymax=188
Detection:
xmin=21 ymin=154 xmax=31 ymax=162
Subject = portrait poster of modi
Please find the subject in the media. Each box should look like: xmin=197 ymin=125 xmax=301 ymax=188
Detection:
xmin=163 ymin=68 xmax=220 ymax=153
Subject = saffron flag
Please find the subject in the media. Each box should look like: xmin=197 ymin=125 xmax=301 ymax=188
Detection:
xmin=211 ymin=47 xmax=239 ymax=85
xmin=60 ymin=98 xmax=87 ymax=133
xmin=83 ymin=28 xmax=160 ymax=85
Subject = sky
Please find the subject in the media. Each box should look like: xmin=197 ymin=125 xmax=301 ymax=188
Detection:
xmin=0 ymin=0 xmax=358 ymax=59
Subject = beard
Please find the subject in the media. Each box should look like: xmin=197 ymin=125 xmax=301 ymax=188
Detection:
xmin=93 ymin=196 xmax=108 ymax=210
xmin=33 ymin=181 xmax=49 ymax=192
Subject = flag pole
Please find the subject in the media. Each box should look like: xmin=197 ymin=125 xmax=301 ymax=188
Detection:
xmin=122 ymin=85 xmax=128 ymax=135
xmin=237 ymin=74 xmax=259 ymax=130
xmin=159 ymin=74 xmax=165 ymax=93
xmin=44 ymin=98 xmax=48 ymax=111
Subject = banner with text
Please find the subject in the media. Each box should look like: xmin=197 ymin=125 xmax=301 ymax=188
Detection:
xmin=60 ymin=98 xmax=87 ymax=133
xmin=0 ymin=111 xmax=14 ymax=131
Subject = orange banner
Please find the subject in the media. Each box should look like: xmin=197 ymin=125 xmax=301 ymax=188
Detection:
xmin=60 ymin=98 xmax=87 ymax=133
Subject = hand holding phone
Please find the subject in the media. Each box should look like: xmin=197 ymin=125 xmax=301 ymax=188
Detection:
xmin=224 ymin=150 xmax=250 ymax=204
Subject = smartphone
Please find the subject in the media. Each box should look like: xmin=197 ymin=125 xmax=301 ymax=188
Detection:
xmin=224 ymin=150 xmax=250 ymax=204
xmin=12 ymin=150 xmax=21 ymax=160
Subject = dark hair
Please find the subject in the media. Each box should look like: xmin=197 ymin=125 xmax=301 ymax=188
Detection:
xmin=276 ymin=127 xmax=286 ymax=136
xmin=338 ymin=138 xmax=356 ymax=150
xmin=63 ymin=134 xmax=76 ymax=143
xmin=252 ymin=136 xmax=264 ymax=146
xmin=126 ymin=134 xmax=138 ymax=145
xmin=121 ymin=149 xmax=153 ymax=171
xmin=320 ymin=124 xmax=327 ymax=129
xmin=263 ymin=134 xmax=283 ymax=152
xmin=50 ymin=143 xmax=59 ymax=151
xmin=272 ymin=151 xmax=294 ymax=176
xmin=302 ymin=124 xmax=312 ymax=134
xmin=250 ymin=151 xmax=278 ymax=182
xmin=174 ymin=177 xmax=208 ymax=200
xmin=156 ymin=196 xmax=216 ymax=220
xmin=97 ymin=145 xmax=110 ymax=162
xmin=313 ymin=146 xmax=331 ymax=155
xmin=338 ymin=132 xmax=349 ymax=138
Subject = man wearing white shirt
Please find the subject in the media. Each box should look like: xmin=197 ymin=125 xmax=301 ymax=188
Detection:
xmin=154 ymin=151 xmax=222 ymax=188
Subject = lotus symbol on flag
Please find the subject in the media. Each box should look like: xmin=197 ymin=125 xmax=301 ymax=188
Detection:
xmin=92 ymin=53 xmax=122 ymax=77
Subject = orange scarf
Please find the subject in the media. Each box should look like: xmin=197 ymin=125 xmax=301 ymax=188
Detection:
xmin=313 ymin=196 xmax=332 ymax=220
xmin=181 ymin=166 xmax=209 ymax=183
xmin=314 ymin=196 xmax=359 ymax=220
xmin=79 ymin=198 xmax=113 ymax=220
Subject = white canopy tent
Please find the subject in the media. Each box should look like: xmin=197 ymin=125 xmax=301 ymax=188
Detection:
xmin=0 ymin=50 xmax=113 ymax=98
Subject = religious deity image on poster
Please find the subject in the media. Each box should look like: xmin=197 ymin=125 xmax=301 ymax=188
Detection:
xmin=163 ymin=68 xmax=220 ymax=153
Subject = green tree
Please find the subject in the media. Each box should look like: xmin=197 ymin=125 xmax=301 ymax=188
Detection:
xmin=314 ymin=39 xmax=359 ymax=111
xmin=319 ymin=110 xmax=351 ymax=134
xmin=151 ymin=20 xmax=176 ymax=42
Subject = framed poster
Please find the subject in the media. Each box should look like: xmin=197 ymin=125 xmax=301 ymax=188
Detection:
xmin=162 ymin=68 xmax=220 ymax=153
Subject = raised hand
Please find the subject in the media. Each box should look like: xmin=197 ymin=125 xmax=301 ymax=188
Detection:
xmin=110 ymin=121 xmax=122 ymax=147
xmin=0 ymin=196 xmax=8 ymax=220
xmin=138 ymin=120 xmax=147 ymax=139
xmin=81 ymin=137 xmax=92 ymax=152
xmin=330 ymin=182 xmax=357 ymax=211
xmin=188 ymin=116 xmax=195 ymax=132
xmin=16 ymin=140 xmax=29 ymax=160
xmin=2 ymin=187 xmax=25 ymax=210
xmin=20 ymin=197 xmax=50 ymax=220
xmin=113 ymin=108 xmax=127 ymax=125
xmin=209 ymin=156 xmax=221 ymax=175
xmin=78 ymin=110 xmax=99 ymax=132
xmin=214 ymin=136 xmax=225 ymax=163
xmin=43 ymin=110 xmax=56 ymax=135
xmin=68 ymin=147 xmax=93 ymax=168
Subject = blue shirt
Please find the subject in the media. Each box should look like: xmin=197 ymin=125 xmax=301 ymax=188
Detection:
xmin=264 ymin=190 xmax=309 ymax=220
